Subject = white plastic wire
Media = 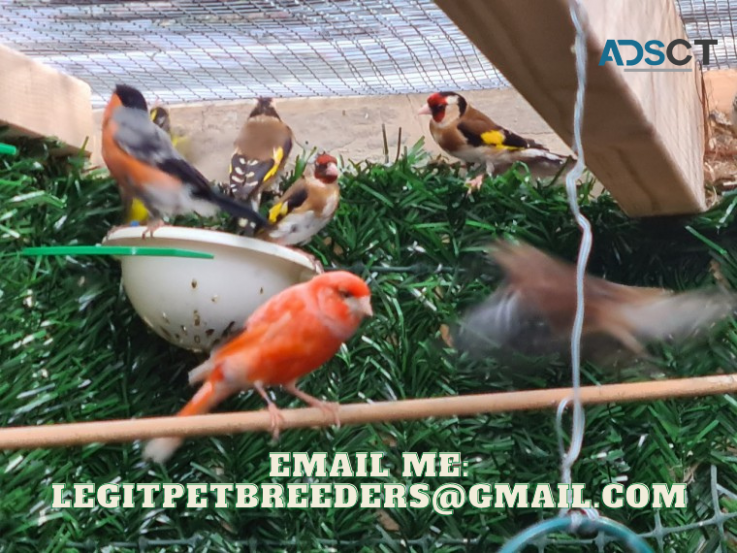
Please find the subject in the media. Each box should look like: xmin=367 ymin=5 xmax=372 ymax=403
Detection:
xmin=556 ymin=0 xmax=595 ymax=518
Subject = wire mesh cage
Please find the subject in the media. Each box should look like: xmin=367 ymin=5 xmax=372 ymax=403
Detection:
xmin=4 ymin=0 xmax=508 ymax=108
xmin=4 ymin=1 xmax=737 ymax=552
xmin=3 ymin=0 xmax=736 ymax=109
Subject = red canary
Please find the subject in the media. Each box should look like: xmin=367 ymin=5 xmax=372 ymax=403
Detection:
xmin=454 ymin=240 xmax=736 ymax=364
xmin=143 ymin=270 xmax=373 ymax=463
xmin=102 ymin=84 xmax=266 ymax=238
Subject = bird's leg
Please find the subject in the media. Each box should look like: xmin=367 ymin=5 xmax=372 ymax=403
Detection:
xmin=465 ymin=161 xmax=494 ymax=195
xmin=290 ymin=248 xmax=323 ymax=272
xmin=142 ymin=218 xmax=166 ymax=239
xmin=253 ymin=382 xmax=285 ymax=440
xmin=104 ymin=223 xmax=132 ymax=241
xmin=283 ymin=381 xmax=340 ymax=429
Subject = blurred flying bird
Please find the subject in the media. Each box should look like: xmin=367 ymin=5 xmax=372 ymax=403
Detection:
xmin=453 ymin=240 xmax=736 ymax=365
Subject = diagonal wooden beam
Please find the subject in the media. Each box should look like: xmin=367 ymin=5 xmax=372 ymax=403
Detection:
xmin=435 ymin=0 xmax=706 ymax=217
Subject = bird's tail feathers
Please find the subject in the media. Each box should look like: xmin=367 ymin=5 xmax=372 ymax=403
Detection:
xmin=207 ymin=191 xmax=268 ymax=230
xmin=142 ymin=369 xmax=232 ymax=464
xmin=515 ymin=148 xmax=564 ymax=163
xmin=522 ymin=152 xmax=577 ymax=179
xmin=615 ymin=288 xmax=736 ymax=345
xmin=188 ymin=359 xmax=215 ymax=385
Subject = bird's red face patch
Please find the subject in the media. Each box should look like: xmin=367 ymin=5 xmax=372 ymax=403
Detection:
xmin=315 ymin=153 xmax=339 ymax=183
xmin=426 ymin=93 xmax=448 ymax=122
xmin=316 ymin=153 xmax=337 ymax=166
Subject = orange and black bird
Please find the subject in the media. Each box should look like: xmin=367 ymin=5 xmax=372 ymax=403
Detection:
xmin=418 ymin=92 xmax=571 ymax=191
xmin=453 ymin=240 xmax=736 ymax=365
xmin=228 ymin=97 xmax=294 ymax=211
xmin=102 ymin=84 xmax=267 ymax=238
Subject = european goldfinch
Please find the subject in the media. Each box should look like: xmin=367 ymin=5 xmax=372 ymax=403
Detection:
xmin=258 ymin=153 xmax=340 ymax=246
xmin=228 ymin=97 xmax=294 ymax=210
xmin=453 ymin=240 xmax=736 ymax=366
xmin=102 ymin=84 xmax=266 ymax=238
xmin=418 ymin=91 xmax=571 ymax=191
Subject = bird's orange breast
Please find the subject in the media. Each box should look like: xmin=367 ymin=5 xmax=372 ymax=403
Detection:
xmin=101 ymin=118 xmax=182 ymax=193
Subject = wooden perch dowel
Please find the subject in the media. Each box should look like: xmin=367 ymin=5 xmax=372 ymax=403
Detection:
xmin=2 ymin=375 xmax=737 ymax=451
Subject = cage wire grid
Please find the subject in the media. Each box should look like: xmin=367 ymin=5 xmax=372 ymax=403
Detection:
xmin=2 ymin=0 xmax=736 ymax=109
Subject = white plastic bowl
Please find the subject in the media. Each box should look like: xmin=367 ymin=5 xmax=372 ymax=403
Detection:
xmin=103 ymin=226 xmax=323 ymax=352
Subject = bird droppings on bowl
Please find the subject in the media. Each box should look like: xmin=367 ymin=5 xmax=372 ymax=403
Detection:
xmin=105 ymin=226 xmax=322 ymax=352
xmin=222 ymin=321 xmax=236 ymax=337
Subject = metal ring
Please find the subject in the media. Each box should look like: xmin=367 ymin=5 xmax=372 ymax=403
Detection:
xmin=497 ymin=516 xmax=655 ymax=553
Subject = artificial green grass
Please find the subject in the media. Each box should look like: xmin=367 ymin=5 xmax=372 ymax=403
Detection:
xmin=2 ymin=135 xmax=737 ymax=551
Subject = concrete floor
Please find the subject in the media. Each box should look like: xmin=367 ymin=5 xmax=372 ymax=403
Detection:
xmin=91 ymin=88 xmax=572 ymax=183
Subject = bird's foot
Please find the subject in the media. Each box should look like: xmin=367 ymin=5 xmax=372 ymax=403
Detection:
xmin=287 ymin=248 xmax=324 ymax=273
xmin=315 ymin=400 xmax=341 ymax=429
xmin=141 ymin=220 xmax=166 ymax=239
xmin=266 ymin=402 xmax=286 ymax=441
xmin=284 ymin=382 xmax=341 ymax=429
xmin=465 ymin=174 xmax=486 ymax=195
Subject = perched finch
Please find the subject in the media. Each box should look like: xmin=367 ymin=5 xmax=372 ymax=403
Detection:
xmin=124 ymin=105 xmax=186 ymax=227
xmin=453 ymin=240 xmax=736 ymax=365
xmin=102 ymin=84 xmax=266 ymax=238
xmin=143 ymin=270 xmax=373 ymax=463
xmin=149 ymin=105 xmax=172 ymax=135
xmin=228 ymin=97 xmax=293 ymax=221
xmin=418 ymin=92 xmax=571 ymax=191
xmin=257 ymin=153 xmax=340 ymax=246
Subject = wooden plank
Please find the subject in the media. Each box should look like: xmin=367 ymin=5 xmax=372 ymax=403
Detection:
xmin=434 ymin=0 xmax=706 ymax=217
xmin=0 ymin=44 xmax=94 ymax=156
xmin=704 ymin=68 xmax=737 ymax=114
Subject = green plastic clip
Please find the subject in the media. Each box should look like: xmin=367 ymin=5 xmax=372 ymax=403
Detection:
xmin=0 ymin=143 xmax=18 ymax=156
xmin=21 ymin=245 xmax=214 ymax=259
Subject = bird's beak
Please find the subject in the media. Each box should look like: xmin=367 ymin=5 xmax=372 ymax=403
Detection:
xmin=325 ymin=162 xmax=340 ymax=179
xmin=417 ymin=103 xmax=432 ymax=116
xmin=358 ymin=296 xmax=373 ymax=318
